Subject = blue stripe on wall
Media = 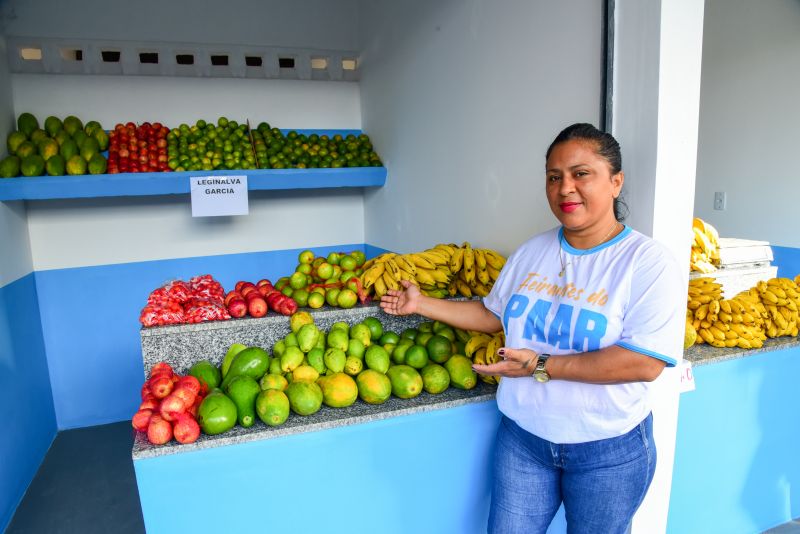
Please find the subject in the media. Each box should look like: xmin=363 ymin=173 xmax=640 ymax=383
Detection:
xmin=34 ymin=244 xmax=380 ymax=430
xmin=771 ymin=245 xmax=800 ymax=279
xmin=0 ymin=273 xmax=57 ymax=533
xmin=667 ymin=348 xmax=800 ymax=533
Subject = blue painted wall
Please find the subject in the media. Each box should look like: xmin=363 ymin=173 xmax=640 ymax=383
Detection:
xmin=136 ymin=401 xmax=503 ymax=533
xmin=33 ymin=244 xmax=374 ymax=430
xmin=772 ymin=245 xmax=800 ymax=280
xmin=0 ymin=274 xmax=57 ymax=533
xmin=667 ymin=348 xmax=800 ymax=533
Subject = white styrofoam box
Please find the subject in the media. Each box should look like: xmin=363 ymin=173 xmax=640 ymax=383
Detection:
xmin=690 ymin=264 xmax=778 ymax=299
xmin=717 ymin=237 xmax=773 ymax=266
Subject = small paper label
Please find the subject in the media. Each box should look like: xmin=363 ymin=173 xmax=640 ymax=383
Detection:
xmin=190 ymin=175 xmax=248 ymax=217
xmin=679 ymin=361 xmax=696 ymax=393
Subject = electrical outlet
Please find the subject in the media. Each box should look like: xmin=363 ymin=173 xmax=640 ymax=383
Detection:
xmin=714 ymin=192 xmax=726 ymax=211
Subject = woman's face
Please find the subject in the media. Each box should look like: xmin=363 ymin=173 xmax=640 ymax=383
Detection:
xmin=545 ymin=139 xmax=623 ymax=233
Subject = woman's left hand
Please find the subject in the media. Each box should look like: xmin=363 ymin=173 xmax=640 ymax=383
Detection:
xmin=472 ymin=347 xmax=541 ymax=378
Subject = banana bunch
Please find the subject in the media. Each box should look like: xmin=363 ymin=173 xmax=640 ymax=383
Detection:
xmin=688 ymin=277 xmax=768 ymax=349
xmin=753 ymin=278 xmax=800 ymax=338
xmin=360 ymin=242 xmax=506 ymax=299
xmin=464 ymin=330 xmax=505 ymax=385
xmin=690 ymin=218 xmax=720 ymax=273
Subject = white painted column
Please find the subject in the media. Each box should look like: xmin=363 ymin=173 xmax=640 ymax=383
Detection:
xmin=612 ymin=1 xmax=705 ymax=532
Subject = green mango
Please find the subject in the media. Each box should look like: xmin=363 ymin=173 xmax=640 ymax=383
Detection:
xmin=189 ymin=360 xmax=221 ymax=390
xmin=225 ymin=376 xmax=261 ymax=428
xmin=221 ymin=343 xmax=247 ymax=378
xmin=197 ymin=389 xmax=237 ymax=435
xmin=220 ymin=346 xmax=270 ymax=389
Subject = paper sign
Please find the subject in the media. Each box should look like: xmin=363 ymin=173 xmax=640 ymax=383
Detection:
xmin=190 ymin=175 xmax=248 ymax=217
xmin=678 ymin=361 xmax=696 ymax=393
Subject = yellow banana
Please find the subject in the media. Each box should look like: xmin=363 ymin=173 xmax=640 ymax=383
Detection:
xmin=472 ymin=283 xmax=490 ymax=297
xmin=449 ymin=248 xmax=465 ymax=273
xmin=474 ymin=249 xmax=488 ymax=270
xmin=709 ymin=300 xmax=720 ymax=315
xmin=382 ymin=271 xmax=399 ymax=291
xmin=394 ymin=255 xmax=417 ymax=275
xmin=483 ymin=249 xmax=506 ymax=270
xmin=373 ymin=276 xmax=387 ymax=298
xmin=410 ymin=253 xmax=437 ymax=270
xmin=415 ymin=268 xmax=437 ymax=286
xmin=456 ymin=280 xmax=473 ymax=298
xmin=487 ymin=265 xmax=502 ymax=281
xmin=361 ymin=262 xmax=386 ymax=289
xmin=465 ymin=334 xmax=492 ymax=357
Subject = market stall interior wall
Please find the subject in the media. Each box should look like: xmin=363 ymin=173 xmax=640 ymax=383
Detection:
xmin=1 ymin=0 xmax=373 ymax=431
xmin=692 ymin=0 xmax=800 ymax=268
xmin=0 ymin=35 xmax=57 ymax=533
xmin=358 ymin=0 xmax=604 ymax=257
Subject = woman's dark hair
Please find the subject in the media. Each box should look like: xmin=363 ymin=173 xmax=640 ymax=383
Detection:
xmin=546 ymin=123 xmax=628 ymax=222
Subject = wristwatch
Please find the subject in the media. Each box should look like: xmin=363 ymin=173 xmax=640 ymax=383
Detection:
xmin=533 ymin=354 xmax=551 ymax=383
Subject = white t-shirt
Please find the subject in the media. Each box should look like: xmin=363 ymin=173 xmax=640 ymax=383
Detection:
xmin=483 ymin=226 xmax=684 ymax=444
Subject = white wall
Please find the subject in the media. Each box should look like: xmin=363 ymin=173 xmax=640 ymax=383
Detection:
xmin=12 ymin=72 xmax=363 ymax=270
xmin=27 ymin=190 xmax=365 ymax=270
xmin=12 ymin=74 xmax=361 ymax=130
xmin=693 ymin=0 xmax=800 ymax=247
xmin=358 ymin=0 xmax=603 ymax=255
xmin=613 ymin=1 xmax=705 ymax=532
xmin=0 ymin=0 xmax=359 ymax=51
xmin=0 ymin=34 xmax=34 ymax=287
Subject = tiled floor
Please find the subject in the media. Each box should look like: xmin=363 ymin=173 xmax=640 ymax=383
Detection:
xmin=6 ymin=422 xmax=145 ymax=534
xmin=5 ymin=422 xmax=798 ymax=533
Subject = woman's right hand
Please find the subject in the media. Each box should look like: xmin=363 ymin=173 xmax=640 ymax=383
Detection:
xmin=380 ymin=280 xmax=422 ymax=316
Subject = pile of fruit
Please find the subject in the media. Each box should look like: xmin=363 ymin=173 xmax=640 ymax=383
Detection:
xmin=140 ymin=274 xmax=229 ymax=327
xmin=108 ymin=122 xmax=170 ymax=174
xmin=690 ymin=217 xmax=720 ymax=273
xmin=684 ymin=275 xmax=800 ymax=349
xmin=224 ymin=279 xmax=298 ymax=318
xmin=250 ymin=123 xmax=382 ymax=169
xmin=132 ymin=363 xmax=203 ymax=445
xmin=166 ymin=118 xmax=256 ymax=172
xmin=273 ymin=249 xmax=368 ymax=310
xmin=143 ymin=312 xmax=484 ymax=443
xmin=361 ymin=243 xmax=507 ymax=299
xmin=1 ymin=113 xmax=108 ymax=178
xmin=462 ymin=330 xmax=506 ymax=385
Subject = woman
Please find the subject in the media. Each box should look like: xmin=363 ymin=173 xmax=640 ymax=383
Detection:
xmin=380 ymin=123 xmax=684 ymax=533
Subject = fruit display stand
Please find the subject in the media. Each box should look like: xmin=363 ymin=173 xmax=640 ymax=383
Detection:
xmin=0 ymin=166 xmax=386 ymax=201
xmin=133 ymin=302 xmax=500 ymax=533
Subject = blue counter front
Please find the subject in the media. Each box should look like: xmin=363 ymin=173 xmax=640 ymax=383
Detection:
xmin=668 ymin=342 xmax=800 ymax=533
xmin=134 ymin=399 xmax=502 ymax=534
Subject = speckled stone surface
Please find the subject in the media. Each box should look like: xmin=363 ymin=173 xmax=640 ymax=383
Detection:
xmin=136 ymin=299 xmax=497 ymax=460
xmin=140 ymin=302 xmax=451 ymax=375
xmin=133 ymin=382 xmax=496 ymax=460
xmin=685 ymin=336 xmax=800 ymax=367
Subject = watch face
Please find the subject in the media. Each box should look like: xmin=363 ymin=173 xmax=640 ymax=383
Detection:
xmin=534 ymin=372 xmax=550 ymax=383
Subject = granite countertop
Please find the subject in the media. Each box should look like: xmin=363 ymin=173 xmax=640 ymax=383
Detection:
xmin=132 ymin=381 xmax=497 ymax=460
xmin=684 ymin=335 xmax=800 ymax=367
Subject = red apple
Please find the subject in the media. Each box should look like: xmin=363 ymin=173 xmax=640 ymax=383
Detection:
xmin=177 ymin=375 xmax=201 ymax=395
xmin=248 ymin=297 xmax=268 ymax=318
xmin=173 ymin=413 xmax=200 ymax=444
xmin=150 ymin=362 xmax=173 ymax=377
xmin=132 ymin=409 xmax=153 ymax=432
xmin=149 ymin=376 xmax=174 ymax=399
xmin=159 ymin=394 xmax=186 ymax=422
xmin=171 ymin=386 xmax=197 ymax=408
xmin=240 ymin=286 xmax=259 ymax=298
xmin=147 ymin=415 xmax=173 ymax=445
xmin=224 ymin=291 xmax=243 ymax=306
xmin=139 ymin=398 xmax=159 ymax=411
xmin=227 ymin=299 xmax=247 ymax=318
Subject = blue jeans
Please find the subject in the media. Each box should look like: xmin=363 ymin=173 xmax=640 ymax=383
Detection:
xmin=488 ymin=413 xmax=656 ymax=534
